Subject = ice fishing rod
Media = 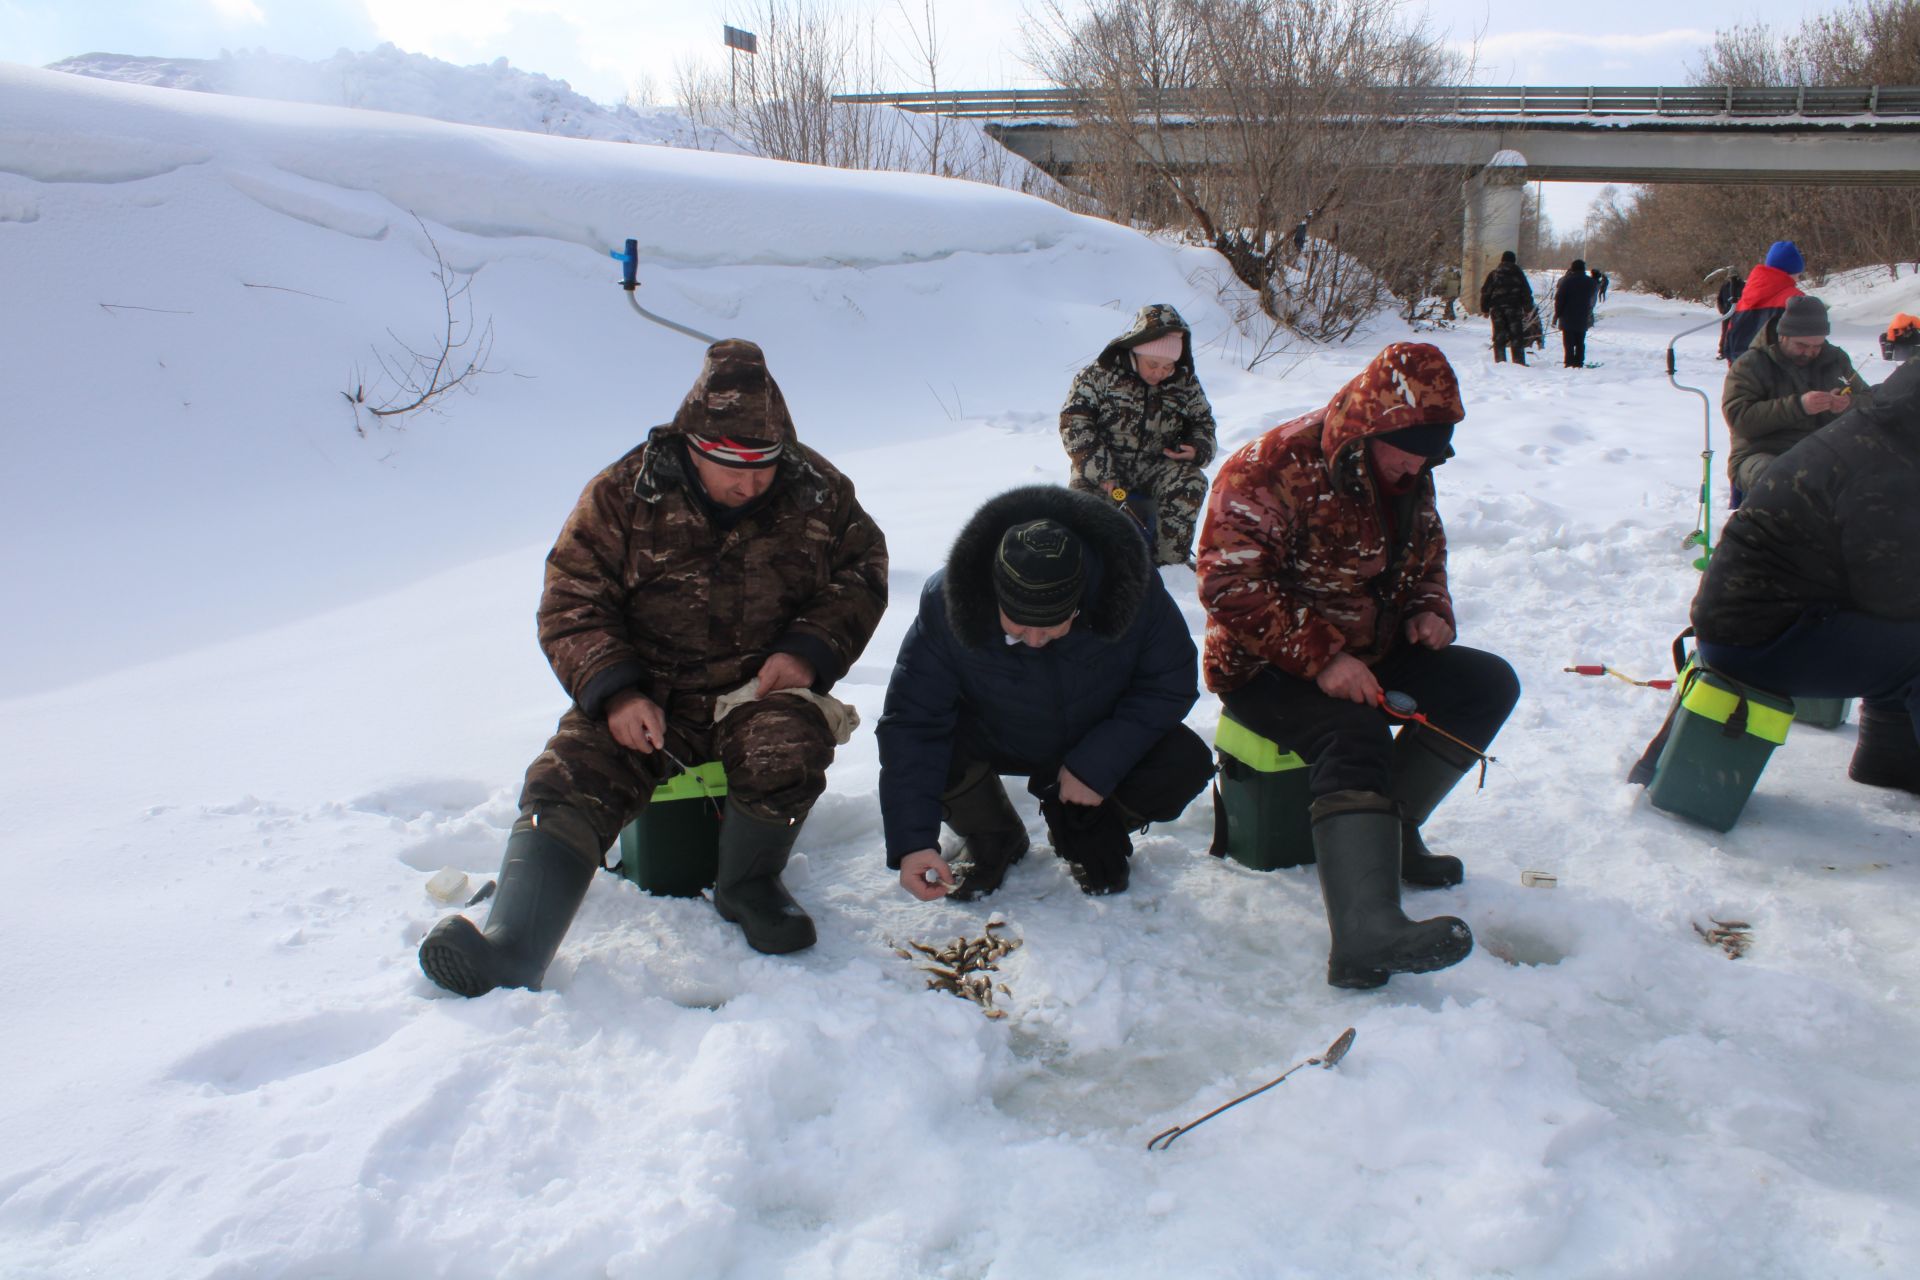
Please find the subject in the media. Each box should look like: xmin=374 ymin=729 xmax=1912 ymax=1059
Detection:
xmin=1563 ymin=664 xmax=1675 ymax=690
xmin=609 ymin=238 xmax=719 ymax=345
xmin=1378 ymin=690 xmax=1496 ymax=787
xmin=1666 ymin=313 xmax=1725 ymax=571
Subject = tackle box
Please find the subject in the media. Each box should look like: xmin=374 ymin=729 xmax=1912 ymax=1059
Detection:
xmin=616 ymin=760 xmax=727 ymax=896
xmin=1211 ymin=711 xmax=1315 ymax=870
xmin=1645 ymin=666 xmax=1794 ymax=832
xmin=1791 ymin=696 xmax=1852 ymax=730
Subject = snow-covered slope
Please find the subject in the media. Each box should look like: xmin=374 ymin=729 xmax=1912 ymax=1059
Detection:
xmin=49 ymin=45 xmax=727 ymax=148
xmin=46 ymin=43 xmax=1067 ymax=197
xmin=3 ymin=60 xmax=1919 ymax=1280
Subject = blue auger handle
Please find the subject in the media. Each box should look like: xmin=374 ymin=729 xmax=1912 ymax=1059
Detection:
xmin=609 ymin=238 xmax=639 ymax=290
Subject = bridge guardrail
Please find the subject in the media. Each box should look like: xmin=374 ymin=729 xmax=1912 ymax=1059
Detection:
xmin=832 ymin=85 xmax=1920 ymax=120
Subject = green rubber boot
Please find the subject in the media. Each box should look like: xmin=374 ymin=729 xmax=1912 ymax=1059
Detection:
xmin=712 ymin=799 xmax=817 ymax=955
xmin=417 ymin=810 xmax=599 ymax=997
xmin=1313 ymin=791 xmax=1472 ymax=990
xmin=1388 ymin=729 xmax=1475 ymax=889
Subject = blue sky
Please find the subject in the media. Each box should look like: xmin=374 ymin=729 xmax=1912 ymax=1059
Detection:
xmin=0 ymin=0 xmax=1839 ymax=230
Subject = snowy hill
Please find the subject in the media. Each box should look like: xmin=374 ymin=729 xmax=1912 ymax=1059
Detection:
xmin=3 ymin=59 xmax=1920 ymax=1280
xmin=49 ymin=45 xmax=724 ymax=148
xmin=45 ymin=43 xmax=1066 ymax=197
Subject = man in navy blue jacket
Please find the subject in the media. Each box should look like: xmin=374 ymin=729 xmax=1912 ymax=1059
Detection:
xmin=879 ymin=486 xmax=1211 ymax=898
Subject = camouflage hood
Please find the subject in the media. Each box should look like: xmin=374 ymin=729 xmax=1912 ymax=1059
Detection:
xmin=1095 ymin=303 xmax=1195 ymax=377
xmin=1319 ymin=342 xmax=1464 ymax=475
xmin=665 ymin=338 xmax=798 ymax=445
xmin=634 ymin=337 xmax=829 ymax=508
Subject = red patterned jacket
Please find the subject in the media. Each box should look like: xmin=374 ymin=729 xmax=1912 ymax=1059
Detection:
xmin=1197 ymin=343 xmax=1463 ymax=691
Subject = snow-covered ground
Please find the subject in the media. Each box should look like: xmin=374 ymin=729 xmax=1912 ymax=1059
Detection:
xmin=3 ymin=61 xmax=1919 ymax=1279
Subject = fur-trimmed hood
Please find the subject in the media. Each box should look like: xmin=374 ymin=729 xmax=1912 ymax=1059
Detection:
xmin=943 ymin=485 xmax=1150 ymax=649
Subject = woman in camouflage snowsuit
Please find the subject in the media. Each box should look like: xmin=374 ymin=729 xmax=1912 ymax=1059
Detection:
xmin=1059 ymin=303 xmax=1218 ymax=567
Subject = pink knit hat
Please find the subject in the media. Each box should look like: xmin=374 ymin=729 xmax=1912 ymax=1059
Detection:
xmin=1132 ymin=331 xmax=1185 ymax=362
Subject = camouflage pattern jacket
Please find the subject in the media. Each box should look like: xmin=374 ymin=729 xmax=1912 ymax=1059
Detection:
xmin=1478 ymin=262 xmax=1534 ymax=317
xmin=1722 ymin=337 xmax=1870 ymax=487
xmin=537 ymin=345 xmax=889 ymax=722
xmin=1059 ymin=303 xmax=1218 ymax=493
xmin=1694 ymin=356 xmax=1920 ymax=646
xmin=1196 ymin=343 xmax=1461 ymax=692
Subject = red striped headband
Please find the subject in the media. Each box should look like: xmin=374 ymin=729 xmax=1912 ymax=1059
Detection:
xmin=688 ymin=434 xmax=783 ymax=468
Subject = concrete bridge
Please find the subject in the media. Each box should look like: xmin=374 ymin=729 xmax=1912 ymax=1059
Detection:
xmin=836 ymin=85 xmax=1920 ymax=308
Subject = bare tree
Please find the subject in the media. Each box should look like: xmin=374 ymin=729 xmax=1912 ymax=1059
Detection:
xmin=1599 ymin=0 xmax=1920 ymax=293
xmin=891 ymin=0 xmax=947 ymax=172
xmin=344 ymin=217 xmax=497 ymax=432
xmin=1029 ymin=0 xmax=1468 ymax=344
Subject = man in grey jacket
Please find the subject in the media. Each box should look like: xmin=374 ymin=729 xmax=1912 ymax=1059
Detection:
xmin=1722 ymin=295 xmax=1871 ymax=501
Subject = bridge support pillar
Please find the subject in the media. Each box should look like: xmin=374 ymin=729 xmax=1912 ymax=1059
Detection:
xmin=1463 ymin=154 xmax=1528 ymax=315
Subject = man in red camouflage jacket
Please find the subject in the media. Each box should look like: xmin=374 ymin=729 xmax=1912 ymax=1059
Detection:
xmin=419 ymin=339 xmax=888 ymax=997
xmin=1197 ymin=342 xmax=1519 ymax=989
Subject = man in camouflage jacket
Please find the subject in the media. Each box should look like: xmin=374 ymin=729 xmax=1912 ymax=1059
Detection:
xmin=1059 ymin=303 xmax=1218 ymax=567
xmin=1197 ymin=343 xmax=1519 ymax=989
xmin=1695 ymin=354 xmax=1920 ymax=797
xmin=1721 ymin=296 xmax=1870 ymax=499
xmin=1478 ymin=250 xmax=1534 ymax=365
xmin=420 ymin=339 xmax=889 ymax=997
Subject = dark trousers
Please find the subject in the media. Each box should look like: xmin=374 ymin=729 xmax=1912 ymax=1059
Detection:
xmin=521 ymin=697 xmax=837 ymax=852
xmin=1699 ymin=609 xmax=1920 ymax=730
xmin=1561 ymin=325 xmax=1588 ymax=368
xmin=1490 ymin=311 xmax=1528 ymax=365
xmin=1220 ymin=645 xmax=1520 ymax=797
xmin=950 ymin=722 xmax=1214 ymax=829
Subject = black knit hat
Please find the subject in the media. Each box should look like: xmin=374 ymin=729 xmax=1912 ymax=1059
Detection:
xmin=992 ymin=519 xmax=1085 ymax=626
xmin=1376 ymin=423 xmax=1455 ymax=458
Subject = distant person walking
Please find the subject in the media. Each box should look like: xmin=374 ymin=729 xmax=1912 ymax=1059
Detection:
xmin=1478 ymin=250 xmax=1533 ymax=365
xmin=1722 ymin=240 xmax=1805 ymax=363
xmin=1553 ymin=258 xmax=1599 ymax=369
xmin=1592 ymin=267 xmax=1609 ymax=303
xmin=1715 ymin=270 xmax=1745 ymax=316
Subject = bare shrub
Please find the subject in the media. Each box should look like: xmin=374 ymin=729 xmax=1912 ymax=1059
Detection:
xmin=1028 ymin=0 xmax=1468 ymax=344
xmin=344 ymin=217 xmax=496 ymax=432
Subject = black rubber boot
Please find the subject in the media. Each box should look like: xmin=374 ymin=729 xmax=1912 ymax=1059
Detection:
xmin=712 ymin=799 xmax=817 ymax=955
xmin=418 ymin=810 xmax=598 ymax=997
xmin=1389 ymin=730 xmax=1473 ymax=889
xmin=1848 ymin=703 xmax=1920 ymax=794
xmin=1313 ymin=791 xmax=1473 ymax=990
xmin=1041 ymin=796 xmax=1132 ymax=896
xmin=943 ymin=765 xmax=1030 ymax=902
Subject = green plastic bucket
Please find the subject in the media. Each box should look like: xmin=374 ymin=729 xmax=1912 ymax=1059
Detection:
xmin=1791 ymin=697 xmax=1852 ymax=731
xmin=616 ymin=761 xmax=727 ymax=897
xmin=1210 ymin=712 xmax=1315 ymax=870
xmin=1646 ymin=667 xmax=1793 ymax=833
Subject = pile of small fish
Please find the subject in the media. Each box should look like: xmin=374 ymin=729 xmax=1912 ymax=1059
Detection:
xmin=891 ymin=917 xmax=1022 ymax=1019
xmin=1694 ymin=916 xmax=1753 ymax=959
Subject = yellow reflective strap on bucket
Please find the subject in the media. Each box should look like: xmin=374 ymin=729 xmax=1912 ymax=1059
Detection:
xmin=1214 ymin=714 xmax=1308 ymax=773
xmin=1680 ymin=677 xmax=1793 ymax=746
xmin=651 ymin=759 xmax=729 ymax=803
